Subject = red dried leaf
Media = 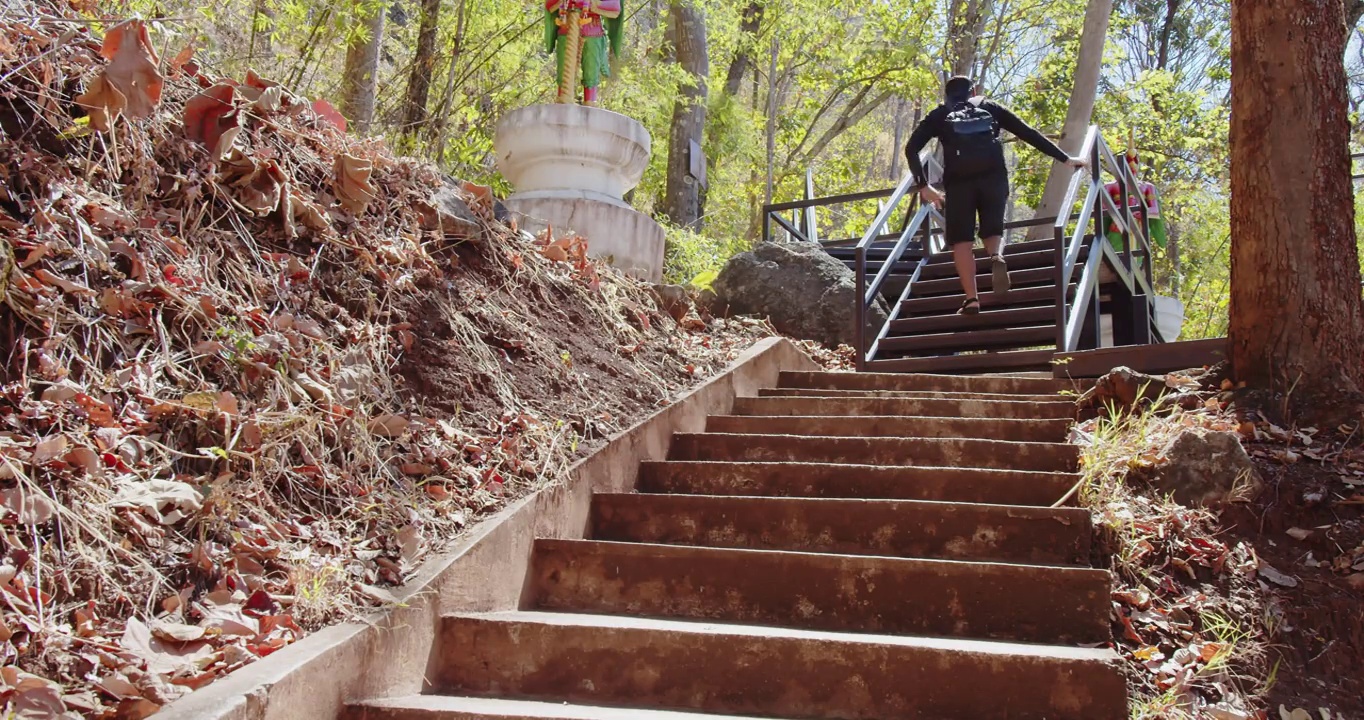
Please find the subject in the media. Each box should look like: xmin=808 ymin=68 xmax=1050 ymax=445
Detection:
xmin=311 ymin=99 xmax=346 ymax=132
xmin=184 ymin=83 xmax=241 ymax=159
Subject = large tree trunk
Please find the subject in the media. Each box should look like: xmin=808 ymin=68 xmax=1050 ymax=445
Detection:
xmin=723 ymin=0 xmax=763 ymax=97
xmin=1228 ymin=0 xmax=1364 ymax=415
xmin=1027 ymin=0 xmax=1112 ymax=239
xmin=662 ymin=0 xmax=710 ymax=230
xmin=945 ymin=0 xmax=993 ymax=77
xmin=401 ymin=0 xmax=441 ymax=136
xmin=341 ymin=1 xmax=386 ymax=133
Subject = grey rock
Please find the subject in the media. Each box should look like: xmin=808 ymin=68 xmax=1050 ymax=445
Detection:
xmin=418 ymin=176 xmax=482 ymax=239
xmin=710 ymin=241 xmax=887 ymax=347
xmin=1134 ymin=430 xmax=1263 ymax=507
xmin=650 ymin=283 xmax=692 ymax=321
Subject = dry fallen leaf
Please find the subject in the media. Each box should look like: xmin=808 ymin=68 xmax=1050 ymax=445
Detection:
xmin=368 ymin=414 xmax=410 ymax=437
xmin=0 ymin=488 xmax=58 ymax=525
xmin=75 ymin=71 xmax=127 ymax=132
xmin=334 ymin=154 xmax=377 ymax=214
xmin=98 ymin=19 xmax=164 ymax=119
xmin=312 ymin=98 xmax=347 ymax=132
xmin=184 ymin=83 xmax=241 ymax=159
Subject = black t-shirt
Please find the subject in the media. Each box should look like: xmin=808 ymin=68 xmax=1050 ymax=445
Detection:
xmin=906 ymin=98 xmax=1069 ymax=186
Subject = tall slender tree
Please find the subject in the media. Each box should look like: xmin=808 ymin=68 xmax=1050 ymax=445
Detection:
xmin=341 ymin=1 xmax=386 ymax=133
xmin=401 ymin=0 xmax=442 ymax=136
xmin=1228 ymin=0 xmax=1364 ymax=415
xmin=662 ymin=0 xmax=710 ymax=230
xmin=1028 ymin=0 xmax=1112 ymax=239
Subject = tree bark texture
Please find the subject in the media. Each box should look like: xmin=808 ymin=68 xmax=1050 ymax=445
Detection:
xmin=401 ymin=0 xmax=441 ymax=134
xmin=663 ymin=0 xmax=710 ymax=230
xmin=945 ymin=0 xmax=993 ymax=78
xmin=341 ymin=1 xmax=387 ymax=133
xmin=1027 ymin=0 xmax=1112 ymax=240
xmin=1228 ymin=0 xmax=1364 ymax=406
xmin=723 ymin=0 xmax=763 ymax=98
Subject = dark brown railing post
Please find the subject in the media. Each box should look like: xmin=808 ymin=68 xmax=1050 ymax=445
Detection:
xmin=1053 ymin=220 xmax=1067 ymax=350
xmin=762 ymin=210 xmax=770 ymax=245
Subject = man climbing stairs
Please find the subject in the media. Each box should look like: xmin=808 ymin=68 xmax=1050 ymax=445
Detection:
xmin=345 ymin=371 xmax=1126 ymax=719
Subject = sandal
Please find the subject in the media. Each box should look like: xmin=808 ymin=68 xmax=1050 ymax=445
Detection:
xmin=958 ymin=297 xmax=981 ymax=315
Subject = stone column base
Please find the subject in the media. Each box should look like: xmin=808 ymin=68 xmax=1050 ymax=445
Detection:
xmin=506 ymin=191 xmax=665 ymax=283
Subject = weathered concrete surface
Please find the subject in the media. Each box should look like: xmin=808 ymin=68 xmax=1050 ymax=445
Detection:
xmin=529 ymin=539 xmax=1111 ymax=644
xmin=732 ymin=395 xmax=1077 ymax=419
xmin=155 ymin=338 xmax=818 ymax=720
xmin=705 ymin=414 xmax=1072 ymax=443
xmin=779 ymin=370 xmax=1081 ymax=395
xmin=636 ymin=461 xmax=1078 ymax=506
xmin=590 ymin=493 xmax=1091 ymax=565
xmin=758 ymin=386 xmax=1074 ymax=403
xmin=668 ymin=433 xmax=1080 ymax=473
xmin=432 ymin=611 xmax=1128 ymax=720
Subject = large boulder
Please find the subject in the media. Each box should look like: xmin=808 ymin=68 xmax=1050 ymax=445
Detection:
xmin=1132 ymin=430 xmax=1264 ymax=507
xmin=709 ymin=241 xmax=888 ymax=347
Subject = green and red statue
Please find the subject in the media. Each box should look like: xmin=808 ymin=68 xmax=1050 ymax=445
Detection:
xmin=544 ymin=0 xmax=622 ymax=106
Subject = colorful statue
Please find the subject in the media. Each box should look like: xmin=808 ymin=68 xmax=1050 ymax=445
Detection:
xmin=1104 ymin=132 xmax=1167 ymax=259
xmin=544 ymin=0 xmax=623 ymax=106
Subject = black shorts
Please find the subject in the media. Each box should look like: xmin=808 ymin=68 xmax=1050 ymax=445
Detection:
xmin=944 ymin=171 xmax=1009 ymax=245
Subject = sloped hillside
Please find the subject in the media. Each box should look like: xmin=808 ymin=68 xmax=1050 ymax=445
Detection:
xmin=0 ymin=5 xmax=817 ymax=716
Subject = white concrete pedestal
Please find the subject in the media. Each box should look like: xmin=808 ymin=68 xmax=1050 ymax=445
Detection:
xmin=494 ymin=105 xmax=665 ymax=282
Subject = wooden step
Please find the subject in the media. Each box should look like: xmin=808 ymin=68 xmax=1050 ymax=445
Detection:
xmin=911 ymin=266 xmax=1068 ymax=297
xmin=345 ymin=696 xmax=781 ymax=720
xmin=637 ymin=461 xmax=1079 ymax=507
xmin=731 ymin=395 xmax=1078 ymax=420
xmin=756 ymin=387 xmax=1074 ymax=403
xmin=776 ymin=370 xmax=1072 ymax=395
xmin=925 ymin=238 xmax=1058 ymax=263
xmin=865 ymin=348 xmax=1058 ymax=375
xmin=899 ymin=284 xmax=1069 ymax=316
xmin=705 ymin=414 xmax=1071 ymax=443
xmin=529 ymin=540 xmax=1111 ymax=644
xmin=878 ymin=325 xmax=1057 ymax=354
xmin=889 ymin=304 xmax=1058 ymax=334
xmin=432 ymin=612 xmax=1128 ymax=720
xmin=590 ymin=494 xmax=1093 ymax=565
xmin=668 ymin=433 xmax=1079 ymax=473
xmin=917 ymin=248 xmax=1067 ymax=280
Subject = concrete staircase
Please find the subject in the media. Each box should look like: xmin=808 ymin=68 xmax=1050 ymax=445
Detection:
xmin=345 ymin=371 xmax=1126 ymax=720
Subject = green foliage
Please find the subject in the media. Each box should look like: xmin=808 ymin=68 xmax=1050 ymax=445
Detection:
xmin=662 ymin=223 xmax=748 ymax=286
xmin=119 ymin=0 xmax=1242 ymax=329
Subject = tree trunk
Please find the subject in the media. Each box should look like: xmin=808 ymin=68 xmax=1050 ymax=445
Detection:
xmin=889 ymin=98 xmax=907 ymax=180
xmin=1156 ymin=0 xmax=1179 ymax=70
xmin=945 ymin=0 xmax=993 ymax=78
xmin=1228 ymin=0 xmax=1364 ymax=415
xmin=662 ymin=0 xmax=710 ymax=230
xmin=1026 ymin=0 xmax=1112 ymax=240
xmin=341 ymin=1 xmax=386 ymax=133
xmin=723 ymin=0 xmax=763 ymax=97
xmin=401 ymin=0 xmax=441 ymax=136
xmin=764 ymin=36 xmax=779 ymax=207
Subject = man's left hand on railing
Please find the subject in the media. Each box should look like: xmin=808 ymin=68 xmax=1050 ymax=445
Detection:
xmin=918 ymin=185 xmax=945 ymax=209
xmin=1065 ymin=156 xmax=1089 ymax=169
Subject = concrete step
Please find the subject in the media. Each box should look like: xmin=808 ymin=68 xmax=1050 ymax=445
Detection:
xmin=434 ymin=611 xmax=1128 ymax=720
xmin=346 ymin=696 xmax=781 ymax=720
xmin=778 ymin=370 xmax=1073 ymax=396
xmin=705 ymin=414 xmax=1071 ymax=443
xmin=732 ymin=395 xmax=1076 ymax=420
xmin=529 ymin=540 xmax=1109 ymax=644
xmin=757 ymin=387 xmax=1074 ymax=403
xmin=591 ymin=493 xmax=1092 ymax=565
xmin=668 ymin=433 xmax=1079 ymax=473
xmin=637 ymin=461 xmax=1077 ymax=506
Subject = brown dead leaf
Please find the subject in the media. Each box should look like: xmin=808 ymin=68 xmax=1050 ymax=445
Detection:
xmin=334 ymin=154 xmax=377 ymax=214
xmin=121 ymin=617 xmax=214 ymax=675
xmin=98 ymin=20 xmax=163 ymax=120
xmin=32 ymin=435 xmax=68 ymax=464
xmin=34 ymin=268 xmax=95 ymax=296
xmin=368 ymin=414 xmax=410 ymax=437
xmin=75 ymin=71 xmax=127 ymax=132
xmin=169 ymin=43 xmax=195 ymax=74
xmin=200 ymin=603 xmax=259 ymax=636
xmin=151 ymin=621 xmax=206 ymax=643
xmin=540 ymin=244 xmax=569 ymax=262
xmin=64 ymin=446 xmax=104 ymax=478
xmin=0 ymin=488 xmax=57 ymax=525
xmin=184 ymin=83 xmax=241 ymax=160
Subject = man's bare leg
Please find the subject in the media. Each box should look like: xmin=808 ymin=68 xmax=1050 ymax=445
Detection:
xmin=954 ymin=241 xmax=979 ymax=309
xmin=982 ymin=235 xmax=1009 ymax=295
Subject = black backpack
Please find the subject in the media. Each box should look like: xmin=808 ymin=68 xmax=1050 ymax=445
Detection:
xmin=942 ymin=99 xmax=1002 ymax=179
